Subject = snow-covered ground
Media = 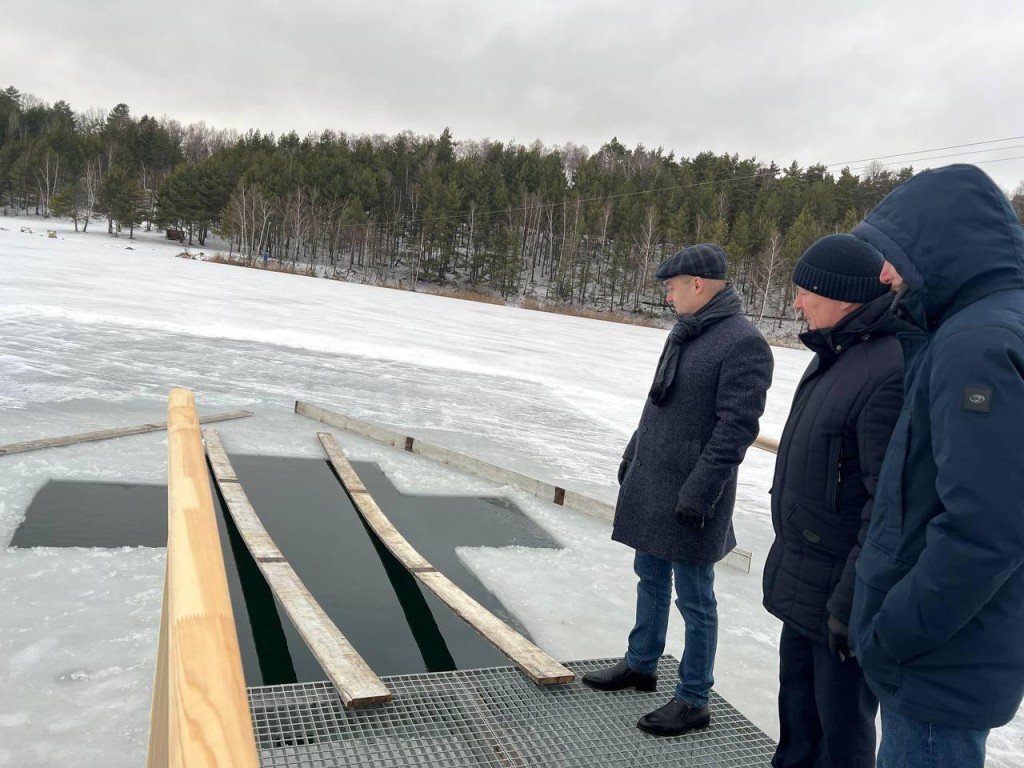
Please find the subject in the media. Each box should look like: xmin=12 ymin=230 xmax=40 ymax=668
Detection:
xmin=1 ymin=215 xmax=1021 ymax=766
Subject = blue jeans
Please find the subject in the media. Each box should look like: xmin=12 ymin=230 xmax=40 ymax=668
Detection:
xmin=624 ymin=550 xmax=717 ymax=708
xmin=877 ymin=706 xmax=988 ymax=768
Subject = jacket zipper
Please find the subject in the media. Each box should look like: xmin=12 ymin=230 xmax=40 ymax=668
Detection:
xmin=834 ymin=455 xmax=843 ymax=515
xmin=826 ymin=437 xmax=843 ymax=516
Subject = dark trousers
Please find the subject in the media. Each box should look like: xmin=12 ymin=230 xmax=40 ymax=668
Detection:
xmin=773 ymin=623 xmax=879 ymax=768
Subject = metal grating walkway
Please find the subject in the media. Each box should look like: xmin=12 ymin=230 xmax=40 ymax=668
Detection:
xmin=248 ymin=657 xmax=775 ymax=767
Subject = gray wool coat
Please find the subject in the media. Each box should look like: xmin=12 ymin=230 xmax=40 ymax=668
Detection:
xmin=613 ymin=314 xmax=773 ymax=564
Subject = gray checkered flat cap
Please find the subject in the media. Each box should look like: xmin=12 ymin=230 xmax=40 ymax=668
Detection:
xmin=655 ymin=243 xmax=728 ymax=280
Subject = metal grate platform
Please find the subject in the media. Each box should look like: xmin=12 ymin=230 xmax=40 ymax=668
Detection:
xmin=248 ymin=658 xmax=775 ymax=767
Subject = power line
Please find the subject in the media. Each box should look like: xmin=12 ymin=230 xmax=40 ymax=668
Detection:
xmin=960 ymin=154 xmax=1024 ymax=168
xmin=848 ymin=145 xmax=1024 ymax=172
xmin=829 ymin=136 xmax=1024 ymax=167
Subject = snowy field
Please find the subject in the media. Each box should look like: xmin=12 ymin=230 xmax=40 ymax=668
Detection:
xmin=1 ymin=215 xmax=1021 ymax=766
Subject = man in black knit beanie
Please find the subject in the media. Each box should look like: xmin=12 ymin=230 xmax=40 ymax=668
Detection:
xmin=763 ymin=233 xmax=908 ymax=768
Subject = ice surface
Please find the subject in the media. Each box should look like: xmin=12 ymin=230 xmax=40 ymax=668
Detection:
xmin=1 ymin=215 xmax=1020 ymax=766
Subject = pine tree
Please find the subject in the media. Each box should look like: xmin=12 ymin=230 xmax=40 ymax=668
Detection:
xmin=101 ymin=165 xmax=146 ymax=238
xmin=50 ymin=183 xmax=80 ymax=231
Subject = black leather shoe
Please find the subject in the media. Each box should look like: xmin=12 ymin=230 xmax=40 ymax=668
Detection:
xmin=637 ymin=698 xmax=711 ymax=736
xmin=581 ymin=660 xmax=657 ymax=692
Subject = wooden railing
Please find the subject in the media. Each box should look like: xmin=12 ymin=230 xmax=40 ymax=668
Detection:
xmin=147 ymin=389 xmax=259 ymax=768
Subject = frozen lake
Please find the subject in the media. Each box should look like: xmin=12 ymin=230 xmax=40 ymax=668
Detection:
xmin=1 ymin=216 xmax=1020 ymax=766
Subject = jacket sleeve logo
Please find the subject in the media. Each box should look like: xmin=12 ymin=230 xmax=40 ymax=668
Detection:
xmin=962 ymin=386 xmax=993 ymax=413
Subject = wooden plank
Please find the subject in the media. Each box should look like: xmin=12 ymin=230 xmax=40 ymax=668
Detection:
xmin=260 ymin=562 xmax=392 ymax=705
xmin=561 ymin=490 xmax=615 ymax=523
xmin=204 ymin=432 xmax=240 ymax=482
xmin=417 ymin=570 xmax=574 ymax=685
xmin=212 ymin=480 xmax=282 ymax=562
xmin=164 ymin=390 xmax=258 ymax=768
xmin=317 ymin=433 xmax=432 ymax=571
xmin=317 ymin=432 xmax=575 ymax=686
xmin=0 ymin=409 xmax=253 ymax=457
xmin=203 ymin=429 xmax=391 ymax=707
xmin=296 ymin=400 xmax=778 ymax=573
xmin=296 ymin=402 xmax=406 ymax=450
xmin=721 ymin=547 xmax=753 ymax=575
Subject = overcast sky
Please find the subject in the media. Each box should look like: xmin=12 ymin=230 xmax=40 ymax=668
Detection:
xmin=4 ymin=0 xmax=1023 ymax=191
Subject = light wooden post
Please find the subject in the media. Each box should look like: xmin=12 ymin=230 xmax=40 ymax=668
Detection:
xmin=149 ymin=389 xmax=259 ymax=768
xmin=753 ymin=433 xmax=780 ymax=454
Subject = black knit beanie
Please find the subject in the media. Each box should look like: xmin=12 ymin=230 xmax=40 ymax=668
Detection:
xmin=792 ymin=234 xmax=889 ymax=303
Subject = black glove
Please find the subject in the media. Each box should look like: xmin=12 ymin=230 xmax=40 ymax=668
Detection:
xmin=617 ymin=459 xmax=631 ymax=484
xmin=827 ymin=615 xmax=851 ymax=662
xmin=675 ymin=504 xmax=705 ymax=531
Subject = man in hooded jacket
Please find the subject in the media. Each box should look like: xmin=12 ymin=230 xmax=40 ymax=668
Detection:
xmin=849 ymin=164 xmax=1024 ymax=767
xmin=582 ymin=243 xmax=774 ymax=737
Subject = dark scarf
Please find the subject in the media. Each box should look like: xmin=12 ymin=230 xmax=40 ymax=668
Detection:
xmin=648 ymin=283 xmax=744 ymax=405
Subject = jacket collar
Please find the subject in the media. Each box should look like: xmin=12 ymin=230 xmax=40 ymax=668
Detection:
xmin=799 ymin=293 xmax=906 ymax=365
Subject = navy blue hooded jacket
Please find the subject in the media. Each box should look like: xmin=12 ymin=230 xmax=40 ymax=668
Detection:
xmin=850 ymin=164 xmax=1024 ymax=730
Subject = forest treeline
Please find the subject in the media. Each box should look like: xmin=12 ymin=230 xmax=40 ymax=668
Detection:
xmin=4 ymin=85 xmax=1022 ymax=323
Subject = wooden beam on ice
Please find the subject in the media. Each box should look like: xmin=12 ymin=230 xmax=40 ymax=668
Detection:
xmin=295 ymin=400 xmax=611 ymax=516
xmin=0 ymin=409 xmax=253 ymax=457
xmin=317 ymin=431 xmax=575 ymax=686
xmin=203 ymin=430 xmax=391 ymax=707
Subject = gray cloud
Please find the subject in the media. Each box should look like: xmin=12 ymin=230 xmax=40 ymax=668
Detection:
xmin=4 ymin=0 xmax=1023 ymax=189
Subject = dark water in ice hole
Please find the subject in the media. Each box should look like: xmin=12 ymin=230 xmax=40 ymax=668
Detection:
xmin=11 ymin=456 xmax=561 ymax=684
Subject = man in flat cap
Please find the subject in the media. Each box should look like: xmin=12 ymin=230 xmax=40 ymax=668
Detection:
xmin=584 ymin=243 xmax=774 ymax=736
